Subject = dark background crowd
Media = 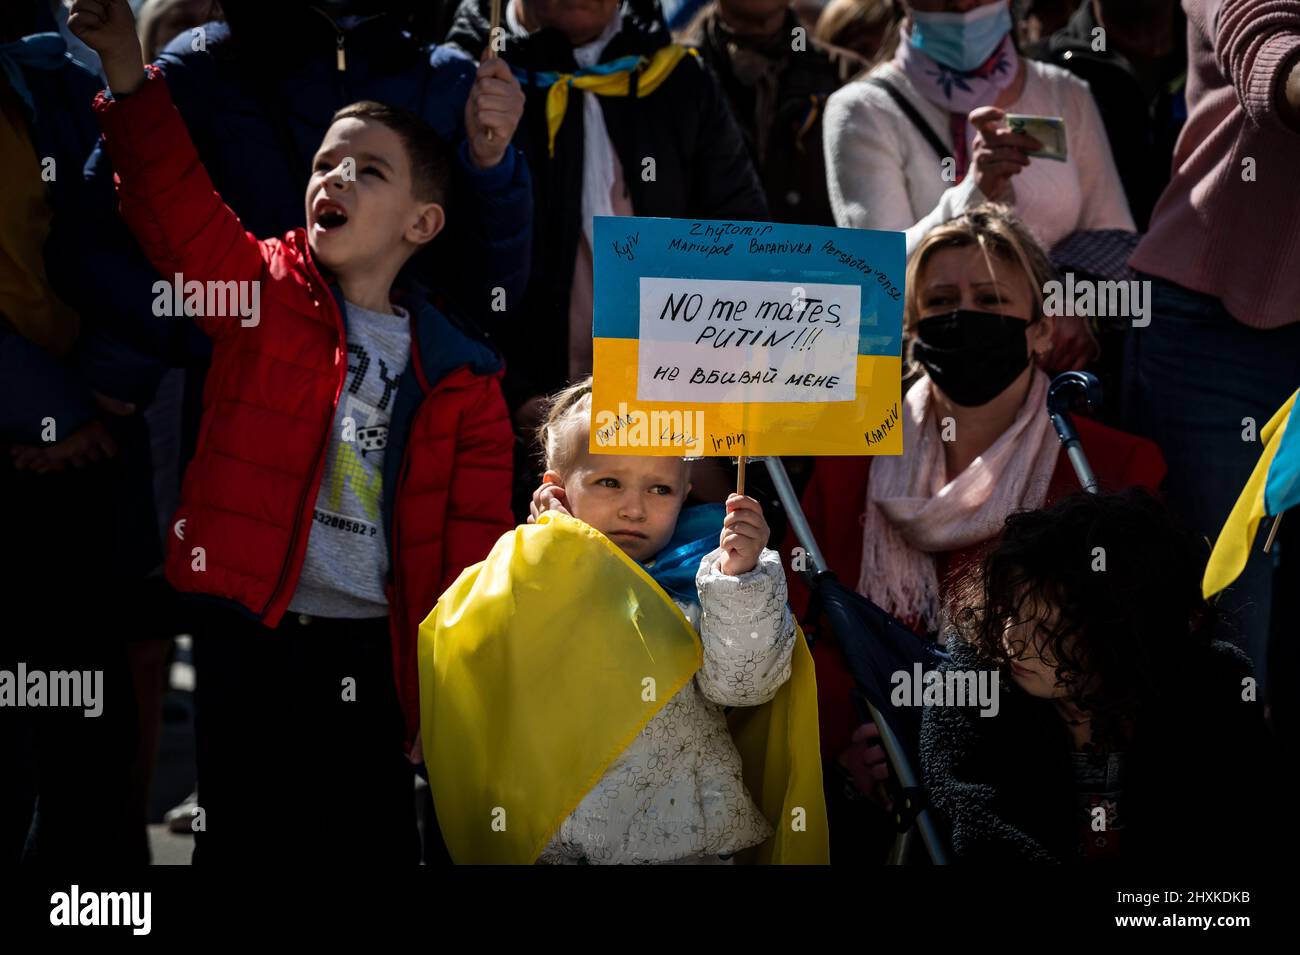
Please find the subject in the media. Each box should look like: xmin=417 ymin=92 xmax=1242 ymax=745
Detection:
xmin=2 ymin=0 xmax=1298 ymax=866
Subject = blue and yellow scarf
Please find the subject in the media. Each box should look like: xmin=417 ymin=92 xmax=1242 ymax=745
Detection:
xmin=512 ymin=43 xmax=700 ymax=155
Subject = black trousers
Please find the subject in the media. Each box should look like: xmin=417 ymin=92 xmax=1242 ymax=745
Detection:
xmin=190 ymin=603 xmax=418 ymax=866
xmin=3 ymin=460 xmax=146 ymax=865
xmin=2 ymin=626 xmax=141 ymax=865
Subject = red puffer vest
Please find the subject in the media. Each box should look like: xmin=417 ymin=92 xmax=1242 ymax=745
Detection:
xmin=95 ymin=68 xmax=514 ymax=750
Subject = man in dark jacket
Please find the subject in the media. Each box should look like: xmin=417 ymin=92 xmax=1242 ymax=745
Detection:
xmin=1 ymin=15 xmax=154 ymax=865
xmin=446 ymin=0 xmax=768 ymax=453
xmin=1026 ymin=0 xmax=1187 ymax=230
xmin=684 ymin=0 xmax=865 ymax=227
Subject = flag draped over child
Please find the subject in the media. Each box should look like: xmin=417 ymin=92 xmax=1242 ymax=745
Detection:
xmin=1204 ymin=388 xmax=1300 ymax=597
xmin=419 ymin=511 xmax=828 ymax=864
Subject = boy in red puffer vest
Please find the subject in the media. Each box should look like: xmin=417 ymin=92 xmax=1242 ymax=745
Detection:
xmin=70 ymin=0 xmax=523 ymax=864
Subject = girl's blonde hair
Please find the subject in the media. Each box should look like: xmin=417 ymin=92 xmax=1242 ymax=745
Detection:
xmin=903 ymin=203 xmax=1056 ymax=334
xmin=535 ymin=377 xmax=594 ymax=476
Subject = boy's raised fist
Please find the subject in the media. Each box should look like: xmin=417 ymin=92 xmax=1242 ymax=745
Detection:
xmin=68 ymin=0 xmax=145 ymax=95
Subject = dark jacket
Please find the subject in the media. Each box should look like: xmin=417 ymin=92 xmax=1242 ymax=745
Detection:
xmin=920 ymin=636 xmax=1269 ymax=863
xmin=1026 ymin=1 xmax=1187 ymax=231
xmin=0 ymin=35 xmax=164 ymax=579
xmin=446 ymin=0 xmax=769 ymax=410
xmin=0 ymin=42 xmax=101 ymax=444
xmin=687 ymin=7 xmax=865 ymax=227
xmin=69 ymin=14 xmax=532 ymax=405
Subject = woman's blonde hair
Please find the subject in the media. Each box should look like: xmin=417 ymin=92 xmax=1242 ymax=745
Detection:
xmin=816 ymin=0 xmax=901 ymax=66
xmin=903 ymin=203 xmax=1057 ymax=334
xmin=535 ymin=377 xmax=594 ymax=476
xmin=137 ymin=0 xmax=222 ymax=61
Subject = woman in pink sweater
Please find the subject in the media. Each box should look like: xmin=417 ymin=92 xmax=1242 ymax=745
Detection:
xmin=1125 ymin=0 xmax=1300 ymax=683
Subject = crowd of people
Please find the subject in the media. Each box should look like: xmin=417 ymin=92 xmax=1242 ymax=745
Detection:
xmin=2 ymin=0 xmax=1297 ymax=867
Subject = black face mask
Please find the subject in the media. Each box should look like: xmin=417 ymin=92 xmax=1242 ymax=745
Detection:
xmin=911 ymin=309 xmax=1031 ymax=408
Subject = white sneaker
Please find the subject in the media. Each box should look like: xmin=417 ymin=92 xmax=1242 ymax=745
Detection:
xmin=164 ymin=790 xmax=200 ymax=834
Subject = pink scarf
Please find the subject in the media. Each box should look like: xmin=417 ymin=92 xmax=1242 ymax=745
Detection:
xmin=893 ymin=26 xmax=1018 ymax=181
xmin=857 ymin=370 xmax=1059 ymax=633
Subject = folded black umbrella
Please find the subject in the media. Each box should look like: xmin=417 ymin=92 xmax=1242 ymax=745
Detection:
xmin=806 ymin=575 xmax=950 ymax=785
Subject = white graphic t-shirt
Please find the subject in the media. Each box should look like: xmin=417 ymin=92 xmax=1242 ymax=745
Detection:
xmin=288 ymin=301 xmax=412 ymax=618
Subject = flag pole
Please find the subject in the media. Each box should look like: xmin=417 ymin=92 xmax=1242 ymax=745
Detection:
xmin=1264 ymin=512 xmax=1284 ymax=553
xmin=485 ymin=0 xmax=502 ymax=142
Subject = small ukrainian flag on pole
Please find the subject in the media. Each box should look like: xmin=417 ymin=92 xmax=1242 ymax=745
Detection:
xmin=1204 ymin=388 xmax=1300 ymax=598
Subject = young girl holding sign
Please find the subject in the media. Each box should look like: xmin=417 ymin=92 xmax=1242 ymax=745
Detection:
xmin=419 ymin=377 xmax=826 ymax=865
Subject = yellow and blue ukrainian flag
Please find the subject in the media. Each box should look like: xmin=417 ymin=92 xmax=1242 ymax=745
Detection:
xmin=418 ymin=511 xmax=828 ymax=864
xmin=1204 ymin=388 xmax=1300 ymax=597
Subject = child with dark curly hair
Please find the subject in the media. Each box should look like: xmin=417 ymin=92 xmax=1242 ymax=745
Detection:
xmin=921 ymin=488 xmax=1272 ymax=863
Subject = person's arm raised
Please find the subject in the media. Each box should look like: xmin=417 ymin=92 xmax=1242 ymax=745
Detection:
xmin=1284 ymin=49 xmax=1300 ymax=131
xmin=1199 ymin=0 xmax=1300 ymax=135
xmin=67 ymin=0 xmax=144 ymax=96
xmin=695 ymin=520 xmax=796 ymax=709
xmin=72 ymin=0 xmax=263 ymax=342
xmin=431 ymin=49 xmax=532 ymax=324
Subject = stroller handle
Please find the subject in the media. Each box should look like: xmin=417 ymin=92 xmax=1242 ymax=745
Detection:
xmin=765 ymin=455 xmax=951 ymax=864
xmin=766 ymin=456 xmax=831 ymax=576
xmin=1047 ymin=371 xmax=1102 ymax=494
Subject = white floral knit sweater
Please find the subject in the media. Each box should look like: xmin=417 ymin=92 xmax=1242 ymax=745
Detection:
xmin=538 ymin=547 xmax=796 ymax=864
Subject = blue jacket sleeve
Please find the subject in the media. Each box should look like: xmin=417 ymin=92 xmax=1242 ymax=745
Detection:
xmin=53 ymin=122 xmax=192 ymax=392
xmin=26 ymin=49 xmax=183 ymax=405
xmin=443 ymin=139 xmax=534 ymax=321
xmin=422 ymin=45 xmax=534 ymax=323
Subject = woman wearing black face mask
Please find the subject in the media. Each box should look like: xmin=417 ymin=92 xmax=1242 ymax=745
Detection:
xmin=783 ymin=206 xmax=1166 ymax=856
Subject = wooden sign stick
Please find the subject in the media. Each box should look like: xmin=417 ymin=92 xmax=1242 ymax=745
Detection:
xmin=487 ymin=0 xmax=502 ymax=58
xmin=736 ymin=455 xmax=747 ymax=497
xmin=485 ymin=0 xmax=502 ymax=142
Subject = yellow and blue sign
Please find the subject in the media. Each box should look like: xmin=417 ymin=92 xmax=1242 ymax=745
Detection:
xmin=591 ymin=216 xmax=906 ymax=457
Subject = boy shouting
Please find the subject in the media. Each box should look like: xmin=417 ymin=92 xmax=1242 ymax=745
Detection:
xmin=70 ymin=0 xmax=518 ymax=863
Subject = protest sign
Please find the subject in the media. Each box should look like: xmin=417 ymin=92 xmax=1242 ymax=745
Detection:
xmin=591 ymin=216 xmax=905 ymax=456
